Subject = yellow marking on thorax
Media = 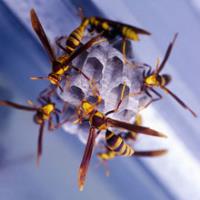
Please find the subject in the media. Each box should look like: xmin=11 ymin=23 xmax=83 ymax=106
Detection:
xmin=145 ymin=74 xmax=160 ymax=86
xmin=55 ymin=68 xmax=65 ymax=75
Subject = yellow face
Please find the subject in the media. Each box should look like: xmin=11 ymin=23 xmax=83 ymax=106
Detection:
xmin=82 ymin=101 xmax=95 ymax=115
xmin=144 ymin=74 xmax=159 ymax=86
xmin=41 ymin=103 xmax=55 ymax=120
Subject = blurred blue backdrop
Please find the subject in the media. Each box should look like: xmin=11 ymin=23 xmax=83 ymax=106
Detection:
xmin=0 ymin=1 xmax=200 ymax=200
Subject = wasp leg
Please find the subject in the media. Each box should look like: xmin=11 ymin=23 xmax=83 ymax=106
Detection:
xmin=142 ymin=88 xmax=162 ymax=109
xmin=122 ymin=37 xmax=128 ymax=64
xmin=48 ymin=116 xmax=54 ymax=131
xmin=105 ymin=82 xmax=127 ymax=116
xmin=96 ymin=158 xmax=110 ymax=177
xmin=55 ymin=35 xmax=68 ymax=52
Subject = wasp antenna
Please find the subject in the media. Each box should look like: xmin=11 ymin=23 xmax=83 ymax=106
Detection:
xmin=156 ymin=33 xmax=178 ymax=74
xmin=36 ymin=122 xmax=45 ymax=166
xmin=30 ymin=76 xmax=49 ymax=80
xmin=162 ymin=86 xmax=197 ymax=118
xmin=78 ymin=7 xmax=85 ymax=20
xmin=0 ymin=100 xmax=37 ymax=111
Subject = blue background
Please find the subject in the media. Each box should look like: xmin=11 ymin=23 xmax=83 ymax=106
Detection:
xmin=0 ymin=1 xmax=200 ymax=199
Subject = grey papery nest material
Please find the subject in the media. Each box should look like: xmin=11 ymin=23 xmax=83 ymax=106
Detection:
xmin=58 ymin=39 xmax=150 ymax=144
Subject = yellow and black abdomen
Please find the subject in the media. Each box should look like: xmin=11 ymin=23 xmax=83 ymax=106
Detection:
xmin=88 ymin=17 xmax=116 ymax=39
xmin=161 ymin=74 xmax=171 ymax=86
xmin=97 ymin=151 xmax=116 ymax=161
xmin=65 ymin=19 xmax=89 ymax=55
xmin=65 ymin=26 xmax=84 ymax=55
xmin=88 ymin=16 xmax=150 ymax=41
xmin=105 ymin=130 xmax=134 ymax=156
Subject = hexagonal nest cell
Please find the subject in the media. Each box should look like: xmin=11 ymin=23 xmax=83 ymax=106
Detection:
xmin=58 ymin=38 xmax=150 ymax=144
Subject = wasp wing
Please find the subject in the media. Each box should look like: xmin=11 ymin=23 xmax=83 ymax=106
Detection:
xmin=78 ymin=127 xmax=97 ymax=191
xmin=107 ymin=118 xmax=167 ymax=138
xmin=30 ymin=9 xmax=56 ymax=62
xmin=134 ymin=149 xmax=168 ymax=157
xmin=36 ymin=121 xmax=45 ymax=166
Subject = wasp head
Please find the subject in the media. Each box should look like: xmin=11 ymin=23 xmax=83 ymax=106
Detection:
xmin=144 ymin=73 xmax=161 ymax=87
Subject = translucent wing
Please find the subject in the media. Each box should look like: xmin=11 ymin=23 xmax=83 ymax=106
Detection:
xmin=30 ymin=9 xmax=56 ymax=62
xmin=78 ymin=127 xmax=97 ymax=191
xmin=107 ymin=118 xmax=167 ymax=138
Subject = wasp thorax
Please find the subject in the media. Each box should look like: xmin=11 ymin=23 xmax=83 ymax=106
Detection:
xmin=90 ymin=112 xmax=107 ymax=130
xmin=81 ymin=101 xmax=96 ymax=115
xmin=41 ymin=104 xmax=55 ymax=116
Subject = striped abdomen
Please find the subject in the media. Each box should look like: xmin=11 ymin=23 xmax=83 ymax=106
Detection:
xmin=160 ymin=74 xmax=171 ymax=86
xmin=105 ymin=130 xmax=134 ymax=157
xmin=65 ymin=19 xmax=89 ymax=55
xmin=97 ymin=151 xmax=116 ymax=161
xmin=88 ymin=16 xmax=150 ymax=41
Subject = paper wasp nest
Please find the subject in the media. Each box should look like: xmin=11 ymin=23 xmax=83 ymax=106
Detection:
xmin=58 ymin=39 xmax=150 ymax=144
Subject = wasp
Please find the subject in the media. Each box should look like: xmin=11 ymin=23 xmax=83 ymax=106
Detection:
xmin=96 ymin=114 xmax=166 ymax=176
xmin=140 ymin=33 xmax=197 ymax=117
xmin=97 ymin=140 xmax=167 ymax=176
xmin=78 ymin=8 xmax=150 ymax=63
xmin=0 ymin=97 xmax=61 ymax=165
xmin=30 ymin=9 xmax=102 ymax=94
xmin=77 ymin=97 xmax=166 ymax=191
